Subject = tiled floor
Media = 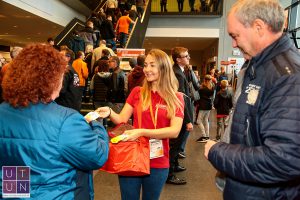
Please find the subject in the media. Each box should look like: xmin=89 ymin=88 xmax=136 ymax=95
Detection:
xmin=93 ymin=110 xmax=223 ymax=200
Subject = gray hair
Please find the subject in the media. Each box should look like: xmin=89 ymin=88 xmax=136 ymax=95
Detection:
xmin=229 ymin=0 xmax=284 ymax=33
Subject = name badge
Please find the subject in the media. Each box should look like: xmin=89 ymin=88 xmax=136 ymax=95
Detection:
xmin=149 ymin=139 xmax=164 ymax=159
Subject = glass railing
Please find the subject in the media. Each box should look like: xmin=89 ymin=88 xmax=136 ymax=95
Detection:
xmin=285 ymin=0 xmax=300 ymax=49
xmin=151 ymin=0 xmax=223 ymax=15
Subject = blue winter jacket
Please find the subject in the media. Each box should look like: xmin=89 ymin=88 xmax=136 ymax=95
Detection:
xmin=208 ymin=34 xmax=300 ymax=199
xmin=0 ymin=102 xmax=109 ymax=200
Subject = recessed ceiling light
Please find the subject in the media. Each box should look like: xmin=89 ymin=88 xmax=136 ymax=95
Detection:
xmin=27 ymin=37 xmax=31 ymax=40
xmin=13 ymin=25 xmax=18 ymax=28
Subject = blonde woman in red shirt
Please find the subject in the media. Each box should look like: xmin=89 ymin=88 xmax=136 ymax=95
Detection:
xmin=97 ymin=49 xmax=184 ymax=200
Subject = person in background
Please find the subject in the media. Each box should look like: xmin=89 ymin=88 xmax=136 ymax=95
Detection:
xmin=47 ymin=37 xmax=59 ymax=50
xmin=96 ymin=49 xmax=184 ymax=200
xmin=160 ymin=0 xmax=168 ymax=12
xmin=90 ymin=60 xmax=111 ymax=129
xmin=196 ymin=74 xmax=215 ymax=143
xmin=0 ymin=47 xmax=23 ymax=104
xmin=213 ymin=80 xmax=232 ymax=141
xmin=216 ymin=65 xmax=229 ymax=92
xmin=55 ymin=49 xmax=82 ymax=112
xmin=107 ymin=56 xmax=126 ymax=113
xmin=0 ymin=43 xmax=109 ymax=199
xmin=177 ymin=0 xmax=184 ymax=12
xmin=79 ymin=21 xmax=96 ymax=48
xmin=189 ymin=0 xmax=195 ymax=11
xmin=47 ymin=37 xmax=55 ymax=46
xmin=92 ymin=40 xmax=115 ymax=73
xmin=127 ymin=55 xmax=146 ymax=93
xmin=72 ymin=51 xmax=89 ymax=105
xmin=100 ymin=15 xmax=117 ymax=51
xmin=115 ymin=11 xmax=134 ymax=48
xmin=0 ymin=53 xmax=6 ymax=69
xmin=136 ymin=0 xmax=145 ymax=18
xmin=167 ymin=47 xmax=193 ymax=185
xmin=1 ymin=46 xmax=23 ymax=75
xmin=205 ymin=0 xmax=300 ymax=199
xmin=68 ymin=30 xmax=85 ymax=54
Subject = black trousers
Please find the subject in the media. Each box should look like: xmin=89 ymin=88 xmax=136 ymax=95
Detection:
xmin=168 ymin=124 xmax=186 ymax=177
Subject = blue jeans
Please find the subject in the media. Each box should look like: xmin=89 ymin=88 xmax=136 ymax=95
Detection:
xmin=105 ymin=39 xmax=116 ymax=51
xmin=119 ymin=32 xmax=128 ymax=48
xmin=118 ymin=168 xmax=169 ymax=200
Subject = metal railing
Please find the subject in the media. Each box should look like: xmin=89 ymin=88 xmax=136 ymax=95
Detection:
xmin=285 ymin=0 xmax=300 ymax=49
xmin=151 ymin=0 xmax=223 ymax=16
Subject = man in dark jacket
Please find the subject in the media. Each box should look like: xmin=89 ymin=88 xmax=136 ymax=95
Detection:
xmin=166 ymin=47 xmax=193 ymax=185
xmin=55 ymin=49 xmax=82 ymax=112
xmin=205 ymin=1 xmax=300 ymax=199
xmin=68 ymin=30 xmax=85 ymax=54
xmin=100 ymin=15 xmax=116 ymax=51
xmin=107 ymin=56 xmax=126 ymax=113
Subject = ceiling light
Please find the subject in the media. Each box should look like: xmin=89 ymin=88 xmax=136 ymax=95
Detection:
xmin=13 ymin=25 xmax=18 ymax=28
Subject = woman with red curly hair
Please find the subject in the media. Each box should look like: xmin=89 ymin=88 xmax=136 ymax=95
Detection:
xmin=0 ymin=44 xmax=109 ymax=200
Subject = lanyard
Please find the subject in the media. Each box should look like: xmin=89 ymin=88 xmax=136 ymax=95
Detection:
xmin=149 ymin=92 xmax=159 ymax=129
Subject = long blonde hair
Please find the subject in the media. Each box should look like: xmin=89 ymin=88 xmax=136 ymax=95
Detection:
xmin=141 ymin=49 xmax=183 ymax=118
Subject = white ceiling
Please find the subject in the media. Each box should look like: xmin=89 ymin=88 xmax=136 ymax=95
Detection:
xmin=0 ymin=1 xmax=63 ymax=47
xmin=143 ymin=37 xmax=218 ymax=51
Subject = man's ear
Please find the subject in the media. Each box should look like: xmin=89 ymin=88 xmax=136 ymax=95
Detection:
xmin=252 ymin=19 xmax=266 ymax=37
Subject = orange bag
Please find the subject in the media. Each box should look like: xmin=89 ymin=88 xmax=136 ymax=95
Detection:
xmin=101 ymin=135 xmax=150 ymax=176
xmin=101 ymin=94 xmax=150 ymax=176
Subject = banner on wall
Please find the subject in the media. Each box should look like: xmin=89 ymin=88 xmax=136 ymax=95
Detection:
xmin=117 ymin=48 xmax=145 ymax=71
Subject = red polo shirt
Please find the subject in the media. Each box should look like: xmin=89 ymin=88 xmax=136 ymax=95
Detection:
xmin=126 ymin=87 xmax=184 ymax=168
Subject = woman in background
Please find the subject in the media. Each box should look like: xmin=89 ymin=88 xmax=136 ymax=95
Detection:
xmin=196 ymin=74 xmax=215 ymax=143
xmin=0 ymin=44 xmax=109 ymax=200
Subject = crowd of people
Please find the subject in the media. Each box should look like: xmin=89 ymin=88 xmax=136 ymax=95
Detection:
xmin=1 ymin=0 xmax=300 ymax=200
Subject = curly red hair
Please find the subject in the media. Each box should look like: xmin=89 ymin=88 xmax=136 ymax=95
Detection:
xmin=2 ymin=43 xmax=67 ymax=107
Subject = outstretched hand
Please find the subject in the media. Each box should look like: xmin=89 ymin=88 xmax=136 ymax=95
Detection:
xmin=96 ymin=106 xmax=111 ymax=118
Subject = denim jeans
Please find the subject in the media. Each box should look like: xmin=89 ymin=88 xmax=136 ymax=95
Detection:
xmin=119 ymin=32 xmax=128 ymax=48
xmin=105 ymin=39 xmax=116 ymax=51
xmin=197 ymin=110 xmax=211 ymax=137
xmin=118 ymin=168 xmax=169 ymax=200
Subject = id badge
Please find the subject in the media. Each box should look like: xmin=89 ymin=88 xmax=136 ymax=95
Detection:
xmin=149 ymin=139 xmax=164 ymax=159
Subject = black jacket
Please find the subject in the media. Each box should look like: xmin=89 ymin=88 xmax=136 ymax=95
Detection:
xmin=214 ymin=88 xmax=233 ymax=115
xmin=173 ymin=64 xmax=193 ymax=125
xmin=100 ymin=20 xmax=115 ymax=40
xmin=209 ymin=34 xmax=300 ymax=200
xmin=55 ymin=65 xmax=82 ymax=111
xmin=107 ymin=67 xmax=125 ymax=103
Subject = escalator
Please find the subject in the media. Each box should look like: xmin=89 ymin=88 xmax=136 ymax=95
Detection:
xmin=54 ymin=0 xmax=151 ymax=49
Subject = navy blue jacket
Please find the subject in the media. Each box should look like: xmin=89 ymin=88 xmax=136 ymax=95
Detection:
xmin=208 ymin=34 xmax=300 ymax=200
